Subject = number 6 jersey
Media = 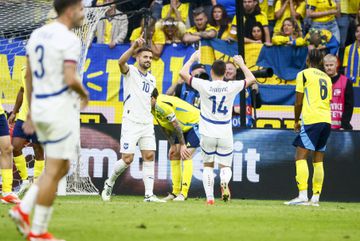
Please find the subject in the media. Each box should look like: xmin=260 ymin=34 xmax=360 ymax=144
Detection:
xmin=190 ymin=77 xmax=245 ymax=138
xmin=122 ymin=65 xmax=156 ymax=124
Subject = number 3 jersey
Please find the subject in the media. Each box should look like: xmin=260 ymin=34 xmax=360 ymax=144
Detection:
xmin=122 ymin=65 xmax=156 ymax=124
xmin=190 ymin=77 xmax=245 ymax=138
xmin=26 ymin=21 xmax=81 ymax=122
xmin=296 ymin=68 xmax=332 ymax=125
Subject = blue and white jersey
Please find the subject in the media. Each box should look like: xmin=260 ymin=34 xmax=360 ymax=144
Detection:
xmin=190 ymin=77 xmax=245 ymax=138
xmin=26 ymin=21 xmax=81 ymax=122
xmin=122 ymin=65 xmax=156 ymax=124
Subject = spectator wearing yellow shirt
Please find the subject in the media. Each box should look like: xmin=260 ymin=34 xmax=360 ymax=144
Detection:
xmin=156 ymin=17 xmax=186 ymax=44
xmin=230 ymin=0 xmax=271 ymax=44
xmin=343 ymin=24 xmax=360 ymax=83
xmin=337 ymin=0 xmax=360 ymax=49
xmin=96 ymin=3 xmax=128 ymax=48
xmin=209 ymin=4 xmax=232 ymax=40
xmin=272 ymin=18 xmax=306 ymax=46
xmin=162 ymin=0 xmax=190 ymax=25
xmin=182 ymin=7 xmax=217 ymax=47
xmin=274 ymin=0 xmax=306 ymax=35
xmin=130 ymin=18 xmax=166 ymax=59
xmin=306 ymin=0 xmax=341 ymax=43
xmin=305 ymin=28 xmax=339 ymax=55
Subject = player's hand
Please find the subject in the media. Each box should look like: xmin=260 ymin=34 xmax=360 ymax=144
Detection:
xmin=8 ymin=112 xmax=16 ymax=125
xmin=251 ymin=83 xmax=259 ymax=94
xmin=23 ymin=115 xmax=35 ymax=135
xmin=168 ymin=144 xmax=177 ymax=160
xmin=294 ymin=122 xmax=301 ymax=133
xmin=190 ymin=50 xmax=200 ymax=62
xmin=233 ymin=55 xmax=245 ymax=67
xmin=180 ymin=144 xmax=191 ymax=160
xmin=133 ymin=34 xmax=146 ymax=49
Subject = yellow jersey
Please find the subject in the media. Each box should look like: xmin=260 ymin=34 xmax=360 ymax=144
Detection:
xmin=231 ymin=12 xmax=269 ymax=28
xmin=130 ymin=27 xmax=166 ymax=45
xmin=340 ymin=0 xmax=360 ymax=14
xmin=274 ymin=0 xmax=306 ymax=34
xmin=186 ymin=24 xmax=217 ymax=34
xmin=0 ymin=97 xmax=4 ymax=115
xmin=17 ymin=68 xmax=29 ymax=121
xmin=161 ymin=3 xmax=190 ymax=23
xmin=152 ymin=95 xmax=200 ymax=133
xmin=307 ymin=0 xmax=337 ymax=23
xmin=214 ymin=24 xmax=232 ymax=40
xmin=296 ymin=68 xmax=332 ymax=125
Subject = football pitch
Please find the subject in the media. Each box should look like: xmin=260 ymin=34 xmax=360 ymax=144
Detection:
xmin=1 ymin=196 xmax=360 ymax=241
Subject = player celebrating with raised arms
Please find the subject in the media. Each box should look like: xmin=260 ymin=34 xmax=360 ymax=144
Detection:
xmin=9 ymin=0 xmax=88 ymax=240
xmin=150 ymin=89 xmax=199 ymax=201
xmin=179 ymin=52 xmax=256 ymax=204
xmin=285 ymin=49 xmax=332 ymax=206
xmin=101 ymin=35 xmax=164 ymax=203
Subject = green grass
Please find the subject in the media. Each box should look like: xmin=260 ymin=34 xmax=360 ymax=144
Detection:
xmin=1 ymin=196 xmax=360 ymax=241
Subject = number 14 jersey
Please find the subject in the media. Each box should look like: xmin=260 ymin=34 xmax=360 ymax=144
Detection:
xmin=190 ymin=77 xmax=245 ymax=138
xmin=296 ymin=68 xmax=332 ymax=125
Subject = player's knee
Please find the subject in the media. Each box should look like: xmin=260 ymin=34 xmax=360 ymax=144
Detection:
xmin=143 ymin=152 xmax=154 ymax=161
xmin=2 ymin=143 xmax=13 ymax=156
xmin=33 ymin=145 xmax=44 ymax=159
xmin=122 ymin=154 xmax=134 ymax=165
xmin=204 ymin=162 xmax=214 ymax=168
xmin=169 ymin=152 xmax=180 ymax=160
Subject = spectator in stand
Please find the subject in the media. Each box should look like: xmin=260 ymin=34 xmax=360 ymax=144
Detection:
xmin=96 ymin=2 xmax=128 ymax=48
xmin=156 ymin=17 xmax=186 ymax=44
xmin=182 ymin=7 xmax=217 ymax=48
xmin=151 ymin=0 xmax=164 ymax=20
xmin=209 ymin=4 xmax=232 ymax=40
xmin=225 ymin=61 xmax=262 ymax=127
xmin=166 ymin=63 xmax=209 ymax=108
xmin=211 ymin=0 xmax=236 ymax=19
xmin=230 ymin=0 xmax=271 ymax=44
xmin=323 ymin=54 xmax=354 ymax=130
xmin=337 ymin=0 xmax=360 ymax=53
xmin=343 ymin=24 xmax=360 ymax=84
xmin=305 ymin=28 xmax=339 ymax=55
xmin=130 ymin=18 xmax=166 ymax=59
xmin=266 ymin=0 xmax=277 ymax=36
xmin=162 ymin=0 xmax=190 ymax=25
xmin=306 ymin=0 xmax=341 ymax=43
xmin=272 ymin=17 xmax=306 ymax=46
xmin=249 ymin=22 xmax=266 ymax=43
xmin=274 ymin=0 xmax=306 ymax=35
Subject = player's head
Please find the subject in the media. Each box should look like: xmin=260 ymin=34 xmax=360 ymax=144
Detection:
xmin=323 ymin=54 xmax=338 ymax=77
xmin=54 ymin=0 xmax=84 ymax=28
xmin=151 ymin=88 xmax=159 ymax=108
xmin=210 ymin=60 xmax=226 ymax=80
xmin=136 ymin=47 xmax=153 ymax=70
xmin=306 ymin=49 xmax=325 ymax=70
xmin=225 ymin=61 xmax=237 ymax=80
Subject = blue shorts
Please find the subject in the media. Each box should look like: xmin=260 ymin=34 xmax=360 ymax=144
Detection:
xmin=293 ymin=123 xmax=331 ymax=152
xmin=0 ymin=114 xmax=9 ymax=137
xmin=13 ymin=119 xmax=40 ymax=144
xmin=175 ymin=125 xmax=200 ymax=148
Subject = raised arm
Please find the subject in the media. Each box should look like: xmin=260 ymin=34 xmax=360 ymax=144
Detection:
xmin=118 ymin=36 xmax=145 ymax=74
xmin=179 ymin=50 xmax=199 ymax=85
xmin=233 ymin=55 xmax=256 ymax=87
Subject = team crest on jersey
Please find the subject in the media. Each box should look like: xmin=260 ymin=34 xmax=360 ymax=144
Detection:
xmin=333 ymin=88 xmax=342 ymax=97
xmin=123 ymin=143 xmax=129 ymax=150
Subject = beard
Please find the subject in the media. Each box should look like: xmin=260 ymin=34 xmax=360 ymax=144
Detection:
xmin=140 ymin=62 xmax=151 ymax=70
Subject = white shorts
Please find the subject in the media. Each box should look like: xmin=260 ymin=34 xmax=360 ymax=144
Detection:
xmin=200 ymin=135 xmax=233 ymax=167
xmin=34 ymin=119 xmax=79 ymax=161
xmin=120 ymin=119 xmax=156 ymax=154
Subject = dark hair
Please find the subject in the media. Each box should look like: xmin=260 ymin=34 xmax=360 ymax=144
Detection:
xmin=307 ymin=49 xmax=325 ymax=70
xmin=54 ymin=0 xmax=82 ymax=15
xmin=211 ymin=60 xmax=226 ymax=76
xmin=151 ymin=88 xmax=159 ymax=98
xmin=136 ymin=47 xmax=153 ymax=55
xmin=250 ymin=22 xmax=266 ymax=43
xmin=209 ymin=4 xmax=229 ymax=38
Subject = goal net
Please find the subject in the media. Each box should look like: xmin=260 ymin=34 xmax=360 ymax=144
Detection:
xmin=0 ymin=0 xmax=109 ymax=195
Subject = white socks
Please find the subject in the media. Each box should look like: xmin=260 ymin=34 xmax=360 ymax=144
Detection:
xmin=299 ymin=190 xmax=308 ymax=200
xmin=108 ymin=159 xmax=128 ymax=185
xmin=202 ymin=167 xmax=214 ymax=201
xmin=20 ymin=184 xmax=39 ymax=214
xmin=220 ymin=167 xmax=232 ymax=185
xmin=31 ymin=205 xmax=53 ymax=235
xmin=143 ymin=161 xmax=154 ymax=197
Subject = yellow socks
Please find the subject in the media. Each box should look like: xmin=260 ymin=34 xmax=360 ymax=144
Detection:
xmin=295 ymin=159 xmax=309 ymax=191
xmin=170 ymin=160 xmax=181 ymax=195
xmin=1 ymin=169 xmax=13 ymax=194
xmin=34 ymin=160 xmax=45 ymax=179
xmin=13 ymin=155 xmax=28 ymax=181
xmin=181 ymin=159 xmax=193 ymax=198
xmin=312 ymin=162 xmax=324 ymax=195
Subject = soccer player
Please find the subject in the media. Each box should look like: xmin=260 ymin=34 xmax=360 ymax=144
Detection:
xmin=179 ymin=52 xmax=256 ymax=204
xmin=9 ymin=1 xmax=89 ymax=240
xmin=0 ymin=102 xmax=20 ymax=204
xmin=150 ymin=90 xmax=200 ymax=201
xmin=101 ymin=36 xmax=164 ymax=203
xmin=8 ymin=66 xmax=45 ymax=197
xmin=285 ymin=49 xmax=332 ymax=206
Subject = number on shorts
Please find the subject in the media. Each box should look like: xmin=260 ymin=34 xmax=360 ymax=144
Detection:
xmin=209 ymin=95 xmax=228 ymax=115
